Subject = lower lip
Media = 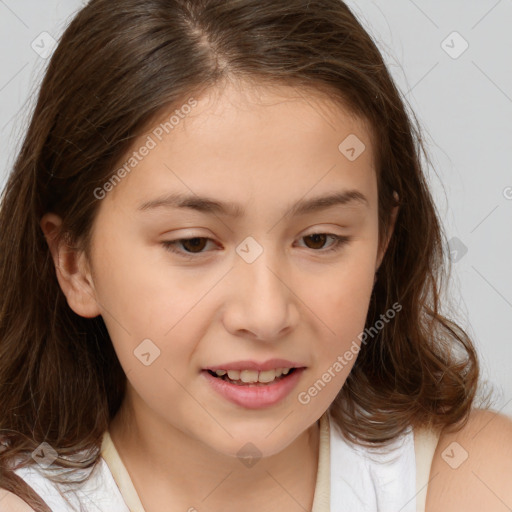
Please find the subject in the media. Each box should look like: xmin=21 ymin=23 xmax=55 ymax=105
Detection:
xmin=202 ymin=368 xmax=305 ymax=409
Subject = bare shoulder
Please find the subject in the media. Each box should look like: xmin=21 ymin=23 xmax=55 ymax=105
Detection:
xmin=0 ymin=489 xmax=36 ymax=512
xmin=426 ymin=407 xmax=512 ymax=512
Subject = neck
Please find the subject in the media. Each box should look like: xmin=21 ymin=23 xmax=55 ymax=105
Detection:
xmin=109 ymin=389 xmax=321 ymax=511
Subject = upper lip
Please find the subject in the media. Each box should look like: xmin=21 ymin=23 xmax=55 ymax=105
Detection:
xmin=204 ymin=359 xmax=305 ymax=372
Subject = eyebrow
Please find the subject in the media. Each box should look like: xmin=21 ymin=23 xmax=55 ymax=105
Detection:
xmin=137 ymin=189 xmax=369 ymax=217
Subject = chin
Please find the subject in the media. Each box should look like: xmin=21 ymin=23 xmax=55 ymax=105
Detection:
xmin=208 ymin=423 xmax=304 ymax=461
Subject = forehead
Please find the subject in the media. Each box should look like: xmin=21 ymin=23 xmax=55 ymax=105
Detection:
xmin=104 ymin=81 xmax=377 ymax=213
xmin=167 ymin=80 xmax=373 ymax=148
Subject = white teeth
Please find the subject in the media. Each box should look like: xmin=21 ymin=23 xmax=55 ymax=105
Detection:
xmin=258 ymin=369 xmax=277 ymax=383
xmin=227 ymin=370 xmax=241 ymax=380
xmin=214 ymin=367 xmax=293 ymax=383
xmin=240 ymin=370 xmax=259 ymax=383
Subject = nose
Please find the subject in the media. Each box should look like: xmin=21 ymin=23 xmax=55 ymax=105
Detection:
xmin=222 ymin=245 xmax=300 ymax=342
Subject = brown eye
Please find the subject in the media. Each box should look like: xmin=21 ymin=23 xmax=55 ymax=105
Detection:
xmin=162 ymin=237 xmax=214 ymax=256
xmin=298 ymin=233 xmax=351 ymax=253
xmin=303 ymin=233 xmax=328 ymax=250
xmin=180 ymin=237 xmax=208 ymax=253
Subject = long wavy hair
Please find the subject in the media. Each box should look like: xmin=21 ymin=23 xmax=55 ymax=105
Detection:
xmin=0 ymin=0 xmax=493 ymax=509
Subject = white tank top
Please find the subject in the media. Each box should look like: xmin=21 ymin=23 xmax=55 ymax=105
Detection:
xmin=11 ymin=411 xmax=440 ymax=512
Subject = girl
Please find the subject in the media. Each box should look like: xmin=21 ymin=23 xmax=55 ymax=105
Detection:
xmin=0 ymin=0 xmax=510 ymax=511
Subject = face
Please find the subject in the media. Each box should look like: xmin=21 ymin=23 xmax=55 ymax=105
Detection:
xmin=46 ymin=81 xmax=395 ymax=458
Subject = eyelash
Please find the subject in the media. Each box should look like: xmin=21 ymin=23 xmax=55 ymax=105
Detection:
xmin=161 ymin=233 xmax=351 ymax=258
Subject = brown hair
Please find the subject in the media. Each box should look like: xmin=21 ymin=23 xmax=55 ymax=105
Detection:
xmin=0 ymin=0 xmax=494 ymax=509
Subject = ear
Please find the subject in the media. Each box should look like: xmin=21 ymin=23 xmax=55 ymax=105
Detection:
xmin=375 ymin=191 xmax=400 ymax=272
xmin=40 ymin=213 xmax=101 ymax=318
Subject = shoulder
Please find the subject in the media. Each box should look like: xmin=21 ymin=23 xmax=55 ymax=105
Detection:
xmin=0 ymin=489 xmax=36 ymax=512
xmin=426 ymin=407 xmax=512 ymax=512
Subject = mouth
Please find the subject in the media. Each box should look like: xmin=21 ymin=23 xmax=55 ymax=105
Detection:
xmin=206 ymin=367 xmax=299 ymax=386
xmin=202 ymin=366 xmax=306 ymax=409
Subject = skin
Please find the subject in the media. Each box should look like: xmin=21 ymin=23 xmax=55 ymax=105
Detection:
xmin=426 ymin=408 xmax=512 ymax=512
xmin=40 ymin=80 xmax=399 ymax=511
xmin=0 ymin=490 xmax=36 ymax=512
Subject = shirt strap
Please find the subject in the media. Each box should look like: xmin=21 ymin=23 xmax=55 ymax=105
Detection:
xmin=413 ymin=425 xmax=441 ymax=512
xmin=101 ymin=414 xmax=332 ymax=512
xmin=101 ymin=431 xmax=147 ymax=512
xmin=311 ymin=411 xmax=331 ymax=512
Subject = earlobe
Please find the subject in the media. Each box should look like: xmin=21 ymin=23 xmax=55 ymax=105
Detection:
xmin=40 ymin=213 xmax=101 ymax=318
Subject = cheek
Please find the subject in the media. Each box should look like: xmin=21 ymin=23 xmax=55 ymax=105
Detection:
xmin=302 ymin=242 xmax=376 ymax=386
xmin=314 ymin=251 xmax=376 ymax=336
xmin=91 ymin=230 xmax=190 ymax=331
xmin=91 ymin=235 xmax=220 ymax=387
xmin=295 ymin=268 xmax=374 ymax=412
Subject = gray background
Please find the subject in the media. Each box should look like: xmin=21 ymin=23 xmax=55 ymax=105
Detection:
xmin=1 ymin=1 xmax=511 ymax=417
